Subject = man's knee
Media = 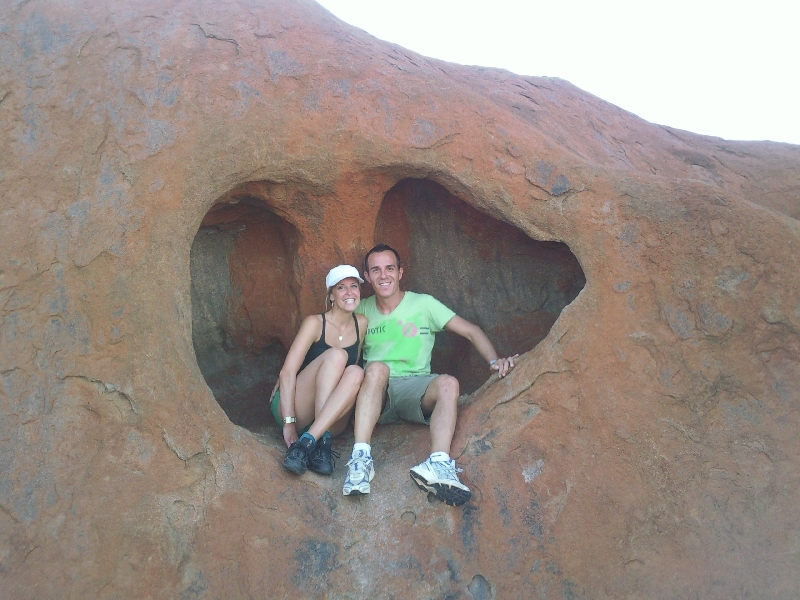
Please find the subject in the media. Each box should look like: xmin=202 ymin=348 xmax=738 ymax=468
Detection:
xmin=431 ymin=374 xmax=459 ymax=404
xmin=364 ymin=361 xmax=390 ymax=382
xmin=421 ymin=374 xmax=459 ymax=417
xmin=358 ymin=362 xmax=388 ymax=408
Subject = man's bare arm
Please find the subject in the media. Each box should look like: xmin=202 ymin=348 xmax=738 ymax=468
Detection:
xmin=444 ymin=315 xmax=519 ymax=377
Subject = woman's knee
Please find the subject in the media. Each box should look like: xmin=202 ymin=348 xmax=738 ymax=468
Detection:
xmin=322 ymin=347 xmax=348 ymax=368
xmin=343 ymin=364 xmax=365 ymax=384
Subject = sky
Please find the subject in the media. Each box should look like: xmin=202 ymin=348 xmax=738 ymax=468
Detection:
xmin=315 ymin=0 xmax=800 ymax=145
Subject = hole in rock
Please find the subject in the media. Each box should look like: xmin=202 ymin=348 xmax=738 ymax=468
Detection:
xmin=190 ymin=178 xmax=586 ymax=430
xmin=375 ymin=179 xmax=585 ymax=394
xmin=190 ymin=196 xmax=301 ymax=431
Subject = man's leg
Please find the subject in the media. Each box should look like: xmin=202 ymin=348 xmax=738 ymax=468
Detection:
xmin=353 ymin=361 xmax=390 ymax=443
xmin=343 ymin=362 xmax=389 ymax=496
xmin=411 ymin=374 xmax=471 ymax=506
xmin=420 ymin=374 xmax=459 ymax=455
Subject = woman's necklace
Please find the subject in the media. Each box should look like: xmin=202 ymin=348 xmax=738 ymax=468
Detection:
xmin=329 ymin=313 xmax=348 ymax=342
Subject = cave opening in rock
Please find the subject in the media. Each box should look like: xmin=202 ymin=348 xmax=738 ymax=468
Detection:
xmin=190 ymin=195 xmax=301 ymax=432
xmin=191 ymin=177 xmax=586 ymax=431
xmin=374 ymin=178 xmax=586 ymax=394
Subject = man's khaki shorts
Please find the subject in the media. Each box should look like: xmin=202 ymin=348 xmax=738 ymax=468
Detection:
xmin=377 ymin=374 xmax=440 ymax=425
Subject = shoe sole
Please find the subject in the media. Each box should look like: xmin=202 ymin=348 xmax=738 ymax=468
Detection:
xmin=410 ymin=472 xmax=471 ymax=507
xmin=283 ymin=461 xmax=307 ymax=476
xmin=343 ymin=467 xmax=374 ymax=496
xmin=343 ymin=484 xmax=370 ymax=496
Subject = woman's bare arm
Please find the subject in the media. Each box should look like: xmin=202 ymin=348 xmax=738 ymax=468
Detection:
xmin=278 ymin=314 xmax=322 ymax=445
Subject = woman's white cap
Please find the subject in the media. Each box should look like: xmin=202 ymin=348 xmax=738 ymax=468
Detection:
xmin=325 ymin=265 xmax=364 ymax=288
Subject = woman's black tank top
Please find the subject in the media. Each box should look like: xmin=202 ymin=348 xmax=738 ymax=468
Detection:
xmin=298 ymin=313 xmax=360 ymax=373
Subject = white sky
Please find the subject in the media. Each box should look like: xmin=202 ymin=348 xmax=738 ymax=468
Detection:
xmin=316 ymin=0 xmax=800 ymax=145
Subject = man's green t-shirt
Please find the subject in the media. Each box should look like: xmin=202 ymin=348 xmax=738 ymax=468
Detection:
xmin=355 ymin=291 xmax=456 ymax=377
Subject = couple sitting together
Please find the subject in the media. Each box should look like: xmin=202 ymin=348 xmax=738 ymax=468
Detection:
xmin=269 ymin=244 xmax=517 ymax=506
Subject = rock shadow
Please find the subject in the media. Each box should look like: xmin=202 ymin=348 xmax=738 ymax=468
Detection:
xmin=375 ymin=178 xmax=586 ymax=394
xmin=190 ymin=196 xmax=301 ymax=431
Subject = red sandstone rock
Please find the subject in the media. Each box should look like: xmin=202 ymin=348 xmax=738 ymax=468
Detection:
xmin=1 ymin=0 xmax=798 ymax=598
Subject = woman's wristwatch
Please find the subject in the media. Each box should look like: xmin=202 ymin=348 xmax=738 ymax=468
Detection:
xmin=283 ymin=416 xmax=297 ymax=425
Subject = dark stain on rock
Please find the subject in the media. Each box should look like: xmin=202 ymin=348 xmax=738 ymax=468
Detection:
xmin=446 ymin=557 xmax=460 ymax=582
xmin=468 ymin=574 xmax=493 ymax=600
xmin=618 ymin=222 xmax=639 ymax=245
xmin=511 ymin=102 xmax=538 ymax=126
xmin=459 ymin=505 xmax=479 ymax=554
xmin=613 ymin=280 xmax=631 ymax=292
xmin=664 ymin=304 xmax=695 ymax=339
xmin=293 ymin=540 xmax=339 ymax=589
xmin=524 ymin=161 xmax=572 ymax=196
xmin=493 ymin=485 xmax=512 ymax=526
xmin=673 ymin=150 xmax=717 ymax=172
xmin=522 ymin=500 xmax=544 ymax=539
xmin=562 ymin=579 xmax=583 ymax=599
xmin=551 ymin=174 xmax=571 ymax=196
xmin=180 ymin=568 xmax=209 ymax=600
xmin=507 ymin=142 xmax=524 ymax=158
xmin=468 ymin=430 xmax=496 ymax=456
xmin=387 ymin=555 xmax=424 ymax=581
xmin=698 ymin=303 xmax=732 ymax=336
xmin=329 ymin=78 xmax=351 ymax=99
xmin=290 ymin=191 xmax=323 ymax=230
xmin=268 ymin=50 xmax=305 ymax=80
xmin=527 ymin=161 xmax=552 ymax=188
xmin=546 ymin=561 xmax=562 ymax=575
xmin=409 ymin=117 xmax=445 ymax=148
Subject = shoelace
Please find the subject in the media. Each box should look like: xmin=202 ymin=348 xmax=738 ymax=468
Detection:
xmin=287 ymin=443 xmax=308 ymax=457
xmin=328 ymin=448 xmax=340 ymax=469
xmin=310 ymin=445 xmax=340 ymax=466
xmin=345 ymin=455 xmax=372 ymax=484
xmin=432 ymin=460 xmax=462 ymax=479
xmin=346 ymin=453 xmax=373 ymax=474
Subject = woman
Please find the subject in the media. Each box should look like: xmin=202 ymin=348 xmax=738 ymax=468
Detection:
xmin=270 ymin=264 xmax=367 ymax=476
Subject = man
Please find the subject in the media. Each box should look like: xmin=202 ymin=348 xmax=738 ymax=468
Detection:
xmin=343 ymin=244 xmax=518 ymax=506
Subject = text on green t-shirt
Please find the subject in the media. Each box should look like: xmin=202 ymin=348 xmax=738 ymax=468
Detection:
xmin=355 ymin=291 xmax=456 ymax=377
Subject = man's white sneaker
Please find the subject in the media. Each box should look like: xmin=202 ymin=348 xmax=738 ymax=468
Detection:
xmin=410 ymin=458 xmax=471 ymax=506
xmin=343 ymin=450 xmax=374 ymax=496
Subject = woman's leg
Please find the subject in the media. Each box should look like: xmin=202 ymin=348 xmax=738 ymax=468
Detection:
xmin=293 ymin=348 xmax=349 ymax=429
xmin=294 ymin=353 xmax=363 ymax=440
xmin=314 ymin=365 xmax=364 ymax=438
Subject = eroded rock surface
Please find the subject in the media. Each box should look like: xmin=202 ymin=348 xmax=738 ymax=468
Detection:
xmin=1 ymin=0 xmax=799 ymax=598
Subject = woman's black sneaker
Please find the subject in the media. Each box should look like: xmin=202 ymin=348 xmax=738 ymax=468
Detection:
xmin=283 ymin=437 xmax=316 ymax=475
xmin=309 ymin=435 xmax=338 ymax=476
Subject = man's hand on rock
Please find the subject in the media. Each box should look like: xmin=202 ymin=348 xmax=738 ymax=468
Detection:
xmin=490 ymin=354 xmax=519 ymax=378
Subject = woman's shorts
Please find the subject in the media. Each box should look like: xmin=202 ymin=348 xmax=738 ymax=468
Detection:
xmin=270 ymin=389 xmax=311 ymax=434
xmin=376 ymin=374 xmax=439 ymax=425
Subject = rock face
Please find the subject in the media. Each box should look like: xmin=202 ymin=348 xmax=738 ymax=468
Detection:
xmin=1 ymin=0 xmax=799 ymax=598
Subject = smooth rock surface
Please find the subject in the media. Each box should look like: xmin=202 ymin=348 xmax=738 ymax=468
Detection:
xmin=1 ymin=0 xmax=799 ymax=598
